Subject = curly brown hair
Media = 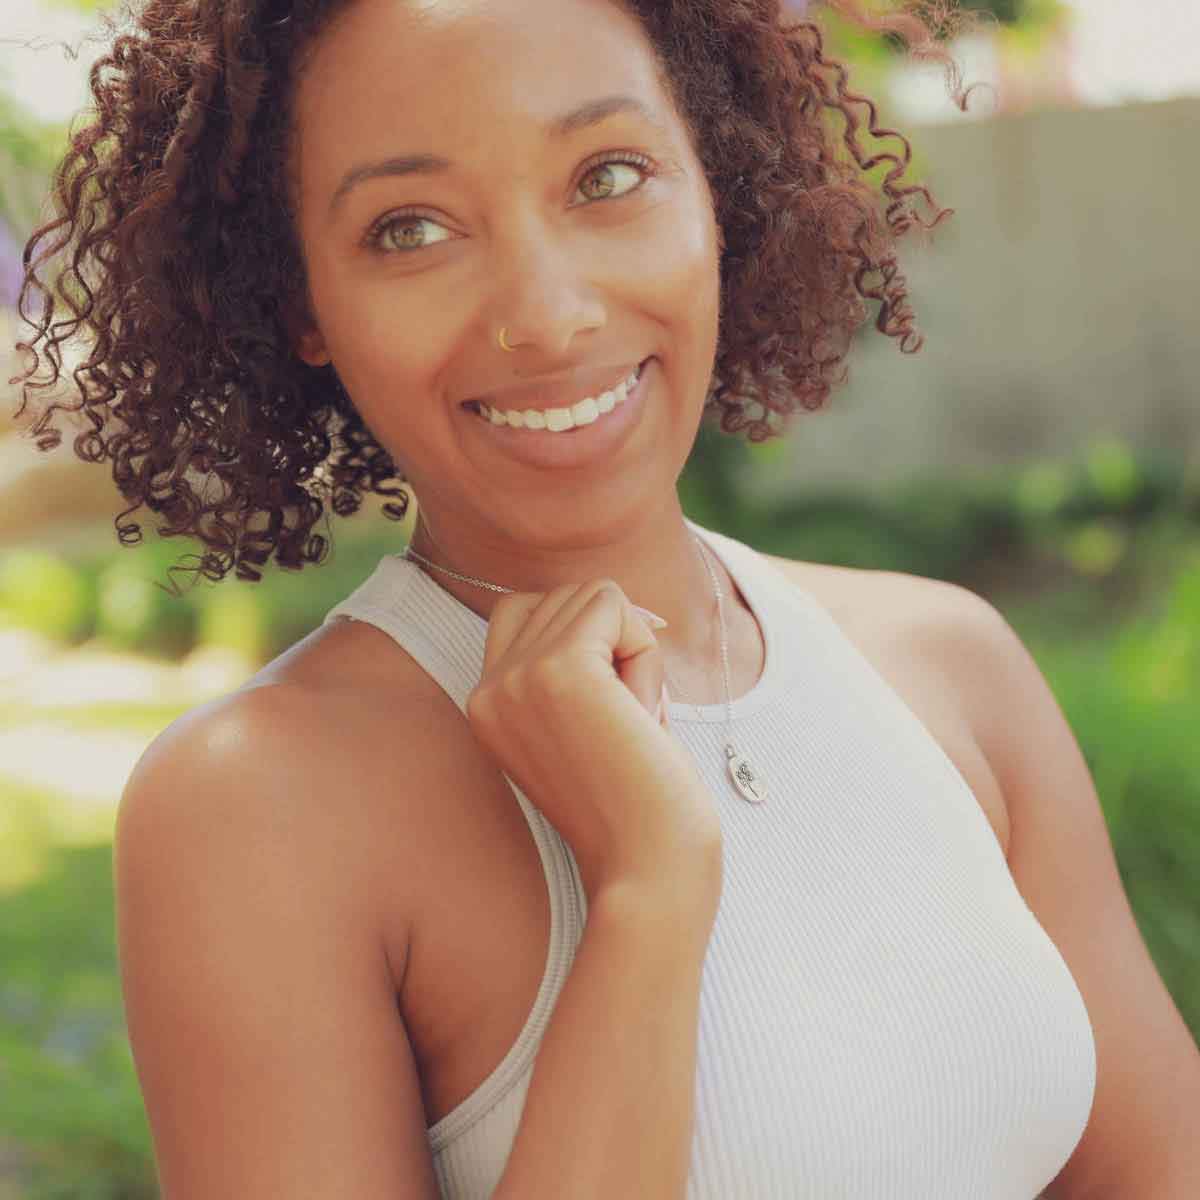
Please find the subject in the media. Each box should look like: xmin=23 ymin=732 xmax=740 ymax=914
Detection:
xmin=8 ymin=0 xmax=980 ymax=586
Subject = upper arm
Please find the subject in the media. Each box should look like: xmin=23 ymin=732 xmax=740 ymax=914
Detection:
xmin=113 ymin=688 xmax=440 ymax=1200
xmin=933 ymin=585 xmax=1200 ymax=1199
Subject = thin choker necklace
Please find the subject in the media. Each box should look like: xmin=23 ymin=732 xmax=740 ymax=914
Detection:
xmin=401 ymin=533 xmax=768 ymax=805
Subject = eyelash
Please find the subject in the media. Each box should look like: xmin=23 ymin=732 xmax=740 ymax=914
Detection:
xmin=361 ymin=151 xmax=659 ymax=256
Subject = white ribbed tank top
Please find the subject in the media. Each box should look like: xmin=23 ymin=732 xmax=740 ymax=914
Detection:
xmin=322 ymin=517 xmax=1096 ymax=1199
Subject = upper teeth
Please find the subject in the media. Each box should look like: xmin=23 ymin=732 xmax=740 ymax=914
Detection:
xmin=477 ymin=364 xmax=641 ymax=431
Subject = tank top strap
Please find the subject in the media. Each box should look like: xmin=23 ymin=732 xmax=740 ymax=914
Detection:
xmin=686 ymin=516 xmax=821 ymax=631
xmin=322 ymin=551 xmax=490 ymax=715
xmin=322 ymin=551 xmax=591 ymax=1156
xmin=323 ymin=520 xmax=820 ymax=722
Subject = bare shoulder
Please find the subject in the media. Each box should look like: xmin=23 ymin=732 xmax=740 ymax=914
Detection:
xmin=119 ymin=616 xmax=464 ymax=986
xmin=113 ymin=626 xmax=450 ymax=1197
xmin=130 ymin=616 xmax=445 ymax=805
xmin=115 ymin=678 xmax=395 ymax=947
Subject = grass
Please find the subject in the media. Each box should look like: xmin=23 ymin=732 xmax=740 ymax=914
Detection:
xmin=0 ymin=841 xmax=158 ymax=1200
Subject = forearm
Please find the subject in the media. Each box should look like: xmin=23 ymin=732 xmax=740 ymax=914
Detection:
xmin=492 ymin=881 xmax=711 ymax=1200
xmin=1043 ymin=1147 xmax=1200 ymax=1200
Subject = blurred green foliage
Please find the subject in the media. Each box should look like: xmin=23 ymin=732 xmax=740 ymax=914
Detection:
xmin=0 ymin=106 xmax=62 ymax=254
xmin=1008 ymin=558 xmax=1200 ymax=1025
xmin=0 ymin=551 xmax=96 ymax=643
xmin=0 ymin=827 xmax=157 ymax=1200
xmin=0 ymin=106 xmax=63 ymax=176
xmin=42 ymin=0 xmax=112 ymax=11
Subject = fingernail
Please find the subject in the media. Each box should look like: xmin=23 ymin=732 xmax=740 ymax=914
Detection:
xmin=634 ymin=605 xmax=669 ymax=630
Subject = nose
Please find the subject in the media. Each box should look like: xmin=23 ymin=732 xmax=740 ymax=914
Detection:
xmin=485 ymin=224 xmax=606 ymax=358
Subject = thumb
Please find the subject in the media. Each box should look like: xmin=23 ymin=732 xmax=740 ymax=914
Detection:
xmin=611 ymin=599 xmax=666 ymax=717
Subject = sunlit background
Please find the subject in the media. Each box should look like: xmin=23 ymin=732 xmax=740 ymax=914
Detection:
xmin=2 ymin=0 xmax=1198 ymax=1195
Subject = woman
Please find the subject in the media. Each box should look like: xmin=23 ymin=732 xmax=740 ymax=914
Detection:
xmin=12 ymin=0 xmax=1199 ymax=1196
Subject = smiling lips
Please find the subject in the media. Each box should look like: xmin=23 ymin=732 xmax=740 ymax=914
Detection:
xmin=463 ymin=356 xmax=653 ymax=471
xmin=472 ymin=361 xmax=644 ymax=433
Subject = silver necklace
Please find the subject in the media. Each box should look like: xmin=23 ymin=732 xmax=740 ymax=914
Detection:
xmin=401 ymin=534 xmax=768 ymax=805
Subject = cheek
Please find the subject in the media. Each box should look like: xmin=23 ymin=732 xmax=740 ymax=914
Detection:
xmin=631 ymin=200 xmax=722 ymax=338
xmin=347 ymin=300 xmax=418 ymax=372
xmin=325 ymin=292 xmax=440 ymax=416
xmin=303 ymin=235 xmax=438 ymax=379
xmin=318 ymin=329 xmax=432 ymax=468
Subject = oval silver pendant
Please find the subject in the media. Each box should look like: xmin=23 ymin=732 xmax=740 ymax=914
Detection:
xmin=726 ymin=747 xmax=767 ymax=804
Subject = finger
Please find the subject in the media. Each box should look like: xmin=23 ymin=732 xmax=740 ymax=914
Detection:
xmin=481 ymin=592 xmax=543 ymax=674
xmin=613 ymin=620 xmax=664 ymax=718
xmin=533 ymin=578 xmax=656 ymax=653
xmin=503 ymin=583 xmax=588 ymax=662
xmin=564 ymin=584 xmax=662 ymax=716
xmin=486 ymin=580 xmax=664 ymax=715
xmin=632 ymin=604 xmax=669 ymax=631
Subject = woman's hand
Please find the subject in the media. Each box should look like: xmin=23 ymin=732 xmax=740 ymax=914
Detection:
xmin=466 ymin=578 xmax=723 ymax=915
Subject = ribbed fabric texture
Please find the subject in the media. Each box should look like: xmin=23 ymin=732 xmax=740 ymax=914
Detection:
xmin=322 ymin=518 xmax=1096 ymax=1199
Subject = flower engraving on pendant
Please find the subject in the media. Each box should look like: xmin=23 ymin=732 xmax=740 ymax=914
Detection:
xmin=727 ymin=751 xmax=767 ymax=804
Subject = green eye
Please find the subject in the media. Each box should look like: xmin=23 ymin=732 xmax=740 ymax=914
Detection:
xmin=370 ymin=215 xmax=455 ymax=255
xmin=364 ymin=152 xmax=657 ymax=256
xmin=575 ymin=154 xmax=655 ymax=203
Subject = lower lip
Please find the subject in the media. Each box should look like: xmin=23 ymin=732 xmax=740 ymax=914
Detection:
xmin=464 ymin=358 xmax=654 ymax=471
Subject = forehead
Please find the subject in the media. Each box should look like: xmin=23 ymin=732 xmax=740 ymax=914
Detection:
xmin=294 ymin=0 xmax=671 ymax=167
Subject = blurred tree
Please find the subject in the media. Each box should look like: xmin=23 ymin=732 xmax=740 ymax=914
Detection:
xmin=817 ymin=0 xmax=1070 ymax=61
xmin=42 ymin=0 xmax=113 ymax=11
xmin=0 ymin=0 xmax=118 ymax=292
xmin=0 ymin=103 xmax=60 ymax=234
xmin=961 ymin=0 xmax=1020 ymax=22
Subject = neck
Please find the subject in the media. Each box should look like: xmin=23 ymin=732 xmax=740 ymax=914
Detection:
xmin=402 ymin=498 xmax=733 ymax=668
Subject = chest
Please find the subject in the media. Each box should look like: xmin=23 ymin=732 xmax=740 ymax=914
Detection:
xmin=394 ymin=617 xmax=1011 ymax=1133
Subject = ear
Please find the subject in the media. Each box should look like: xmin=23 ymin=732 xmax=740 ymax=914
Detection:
xmin=281 ymin=296 xmax=332 ymax=367
xmin=295 ymin=327 xmax=332 ymax=368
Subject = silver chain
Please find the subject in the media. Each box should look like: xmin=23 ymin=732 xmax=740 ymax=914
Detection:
xmin=661 ymin=535 xmax=733 ymax=731
xmin=401 ymin=533 xmax=733 ymax=729
xmin=401 ymin=529 xmax=768 ymax=804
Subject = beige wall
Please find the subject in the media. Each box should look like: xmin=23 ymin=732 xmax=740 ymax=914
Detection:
xmin=747 ymin=95 xmax=1199 ymax=502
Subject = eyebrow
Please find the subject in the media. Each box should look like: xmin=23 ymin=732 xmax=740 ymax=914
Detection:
xmin=327 ymin=94 xmax=667 ymax=219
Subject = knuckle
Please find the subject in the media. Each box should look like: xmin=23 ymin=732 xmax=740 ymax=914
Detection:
xmin=526 ymin=656 xmax=573 ymax=700
xmin=499 ymin=664 xmax=531 ymax=700
xmin=545 ymin=582 xmax=577 ymax=607
xmin=465 ymin=684 xmax=494 ymax=724
xmin=575 ymin=577 xmax=622 ymax=608
xmin=490 ymin=592 xmax=522 ymax=618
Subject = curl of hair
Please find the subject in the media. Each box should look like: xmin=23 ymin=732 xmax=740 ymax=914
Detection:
xmin=8 ymin=0 xmax=983 ymax=587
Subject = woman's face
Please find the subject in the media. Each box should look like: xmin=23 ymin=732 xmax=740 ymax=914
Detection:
xmin=288 ymin=0 xmax=723 ymax=550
